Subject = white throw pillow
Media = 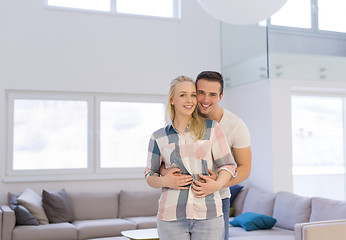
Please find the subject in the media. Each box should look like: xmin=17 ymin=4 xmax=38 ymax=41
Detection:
xmin=17 ymin=188 xmax=49 ymax=224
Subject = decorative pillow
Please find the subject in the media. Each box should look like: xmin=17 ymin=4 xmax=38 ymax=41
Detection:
xmin=42 ymin=189 xmax=75 ymax=223
xmin=230 ymin=185 xmax=244 ymax=205
xmin=241 ymin=188 xmax=276 ymax=216
xmin=17 ymin=188 xmax=49 ymax=225
xmin=9 ymin=195 xmax=39 ymax=226
xmin=230 ymin=212 xmax=277 ymax=231
xmin=272 ymin=191 xmax=311 ymax=230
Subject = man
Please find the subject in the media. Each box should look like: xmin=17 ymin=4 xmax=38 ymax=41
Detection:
xmin=192 ymin=71 xmax=252 ymax=240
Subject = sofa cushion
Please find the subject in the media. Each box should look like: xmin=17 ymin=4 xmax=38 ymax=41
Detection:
xmin=229 ymin=225 xmax=294 ymax=238
xmin=241 ymin=188 xmax=276 ymax=216
xmin=232 ymin=188 xmax=249 ymax=217
xmin=310 ymin=197 xmax=346 ymax=222
xmin=17 ymin=188 xmax=49 ymax=225
xmin=12 ymin=222 xmax=77 ymax=240
xmin=42 ymin=189 xmax=74 ymax=223
xmin=73 ymin=218 xmax=136 ymax=240
xmin=118 ymin=190 xmax=160 ymax=218
xmin=124 ymin=216 xmax=157 ymax=229
xmin=272 ymin=191 xmax=311 ymax=230
xmin=9 ymin=195 xmax=39 ymax=226
xmin=69 ymin=192 xmax=119 ymax=220
xmin=230 ymin=212 xmax=277 ymax=231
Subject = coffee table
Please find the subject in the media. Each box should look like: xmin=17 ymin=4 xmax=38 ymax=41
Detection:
xmin=121 ymin=228 xmax=159 ymax=240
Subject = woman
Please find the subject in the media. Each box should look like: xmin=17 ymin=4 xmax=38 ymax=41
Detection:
xmin=145 ymin=76 xmax=236 ymax=240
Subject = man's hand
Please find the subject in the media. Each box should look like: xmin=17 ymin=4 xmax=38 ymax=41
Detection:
xmin=163 ymin=168 xmax=193 ymax=190
xmin=208 ymin=169 xmax=217 ymax=181
xmin=160 ymin=163 xmax=169 ymax=176
xmin=191 ymin=174 xmax=221 ymax=198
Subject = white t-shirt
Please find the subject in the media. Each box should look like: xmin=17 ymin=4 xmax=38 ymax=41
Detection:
xmin=218 ymin=108 xmax=251 ymax=199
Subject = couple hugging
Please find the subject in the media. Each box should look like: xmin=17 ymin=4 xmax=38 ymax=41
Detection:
xmin=145 ymin=71 xmax=251 ymax=240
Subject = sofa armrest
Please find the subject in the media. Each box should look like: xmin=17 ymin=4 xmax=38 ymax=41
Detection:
xmin=295 ymin=219 xmax=346 ymax=240
xmin=1 ymin=205 xmax=16 ymax=240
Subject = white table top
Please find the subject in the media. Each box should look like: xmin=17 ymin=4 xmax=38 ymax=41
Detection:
xmin=121 ymin=228 xmax=159 ymax=240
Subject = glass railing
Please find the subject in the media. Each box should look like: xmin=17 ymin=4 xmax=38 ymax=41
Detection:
xmin=221 ymin=21 xmax=346 ymax=87
xmin=221 ymin=22 xmax=268 ymax=88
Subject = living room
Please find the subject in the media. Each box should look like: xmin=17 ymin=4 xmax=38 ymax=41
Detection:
xmin=1 ymin=0 xmax=346 ymax=207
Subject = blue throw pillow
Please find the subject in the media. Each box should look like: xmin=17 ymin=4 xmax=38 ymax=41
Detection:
xmin=230 ymin=212 xmax=277 ymax=231
xmin=229 ymin=185 xmax=243 ymax=205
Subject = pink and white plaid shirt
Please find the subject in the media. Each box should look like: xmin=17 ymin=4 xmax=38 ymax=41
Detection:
xmin=145 ymin=119 xmax=236 ymax=221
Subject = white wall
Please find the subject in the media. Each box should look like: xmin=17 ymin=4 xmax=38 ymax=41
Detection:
xmin=222 ymin=80 xmax=274 ymax=192
xmin=0 ymin=0 xmax=221 ymax=204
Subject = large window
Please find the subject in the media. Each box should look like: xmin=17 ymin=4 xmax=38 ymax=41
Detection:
xmin=12 ymin=99 xmax=89 ymax=170
xmin=270 ymin=0 xmax=346 ymax=34
xmin=45 ymin=0 xmax=180 ymax=19
xmin=99 ymin=101 xmax=165 ymax=168
xmin=291 ymin=94 xmax=345 ymax=200
xmin=6 ymin=91 xmax=165 ymax=181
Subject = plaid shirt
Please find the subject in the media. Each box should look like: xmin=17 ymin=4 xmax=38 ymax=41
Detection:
xmin=145 ymin=119 xmax=236 ymax=221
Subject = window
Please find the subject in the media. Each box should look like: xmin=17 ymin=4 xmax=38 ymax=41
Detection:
xmin=99 ymin=101 xmax=165 ymax=168
xmin=318 ymin=0 xmax=346 ymax=33
xmin=269 ymin=0 xmax=346 ymax=34
xmin=117 ymin=0 xmax=176 ymax=18
xmin=12 ymin=99 xmax=89 ymax=170
xmin=47 ymin=0 xmax=110 ymax=12
xmin=291 ymin=94 xmax=345 ymax=200
xmin=271 ymin=0 xmax=311 ymax=29
xmin=45 ymin=0 xmax=180 ymax=19
xmin=7 ymin=91 xmax=165 ymax=181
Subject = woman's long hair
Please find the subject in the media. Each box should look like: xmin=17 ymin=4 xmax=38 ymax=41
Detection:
xmin=165 ymin=76 xmax=205 ymax=141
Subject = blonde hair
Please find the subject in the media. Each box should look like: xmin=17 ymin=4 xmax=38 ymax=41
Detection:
xmin=165 ymin=76 xmax=205 ymax=140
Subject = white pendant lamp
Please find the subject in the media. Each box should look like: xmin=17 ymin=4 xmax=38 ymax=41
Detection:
xmin=196 ymin=0 xmax=288 ymax=25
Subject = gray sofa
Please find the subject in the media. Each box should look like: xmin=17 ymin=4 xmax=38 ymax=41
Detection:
xmin=1 ymin=189 xmax=160 ymax=240
xmin=229 ymin=187 xmax=346 ymax=240
xmin=2 ymin=187 xmax=346 ymax=240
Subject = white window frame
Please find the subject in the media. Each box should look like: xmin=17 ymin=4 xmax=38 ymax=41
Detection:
xmin=5 ymin=90 xmax=166 ymax=182
xmin=268 ymin=0 xmax=346 ymax=39
xmin=43 ymin=0 xmax=181 ymax=20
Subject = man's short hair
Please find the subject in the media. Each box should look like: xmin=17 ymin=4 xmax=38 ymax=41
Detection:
xmin=196 ymin=71 xmax=224 ymax=95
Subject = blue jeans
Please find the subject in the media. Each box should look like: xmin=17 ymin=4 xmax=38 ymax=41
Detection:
xmin=222 ymin=198 xmax=230 ymax=240
xmin=157 ymin=216 xmax=224 ymax=240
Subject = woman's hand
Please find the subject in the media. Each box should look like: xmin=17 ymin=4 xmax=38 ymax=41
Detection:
xmin=163 ymin=168 xmax=193 ymax=190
